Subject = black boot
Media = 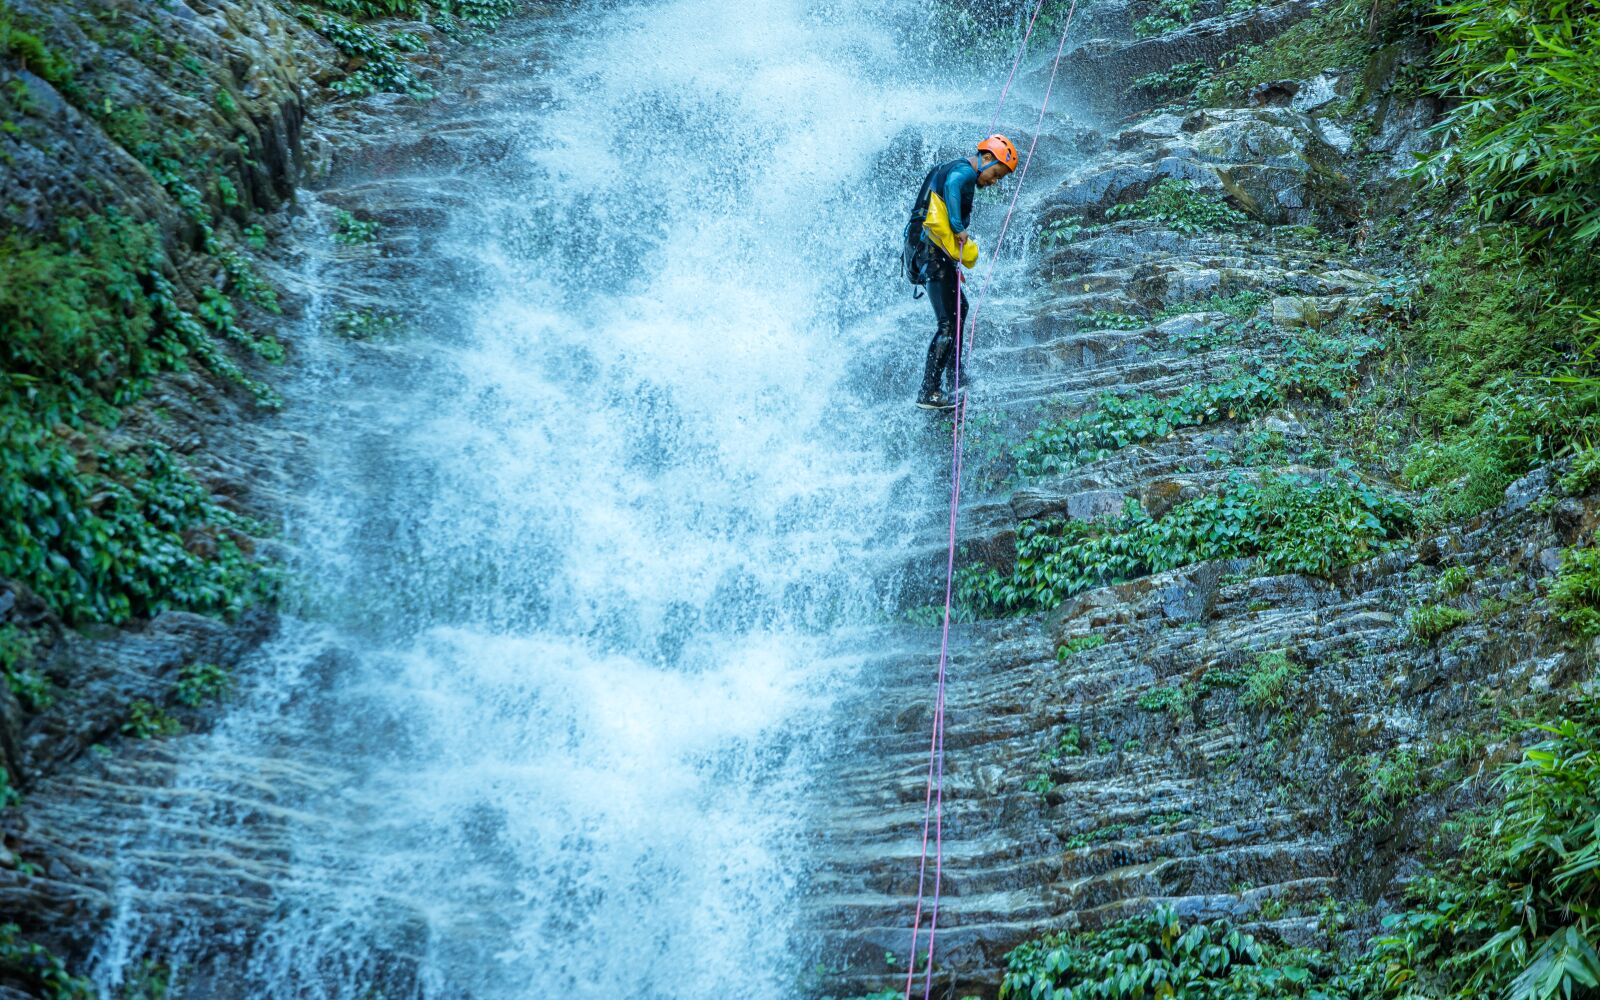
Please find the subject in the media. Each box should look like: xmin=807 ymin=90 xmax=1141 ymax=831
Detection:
xmin=916 ymin=322 xmax=955 ymax=409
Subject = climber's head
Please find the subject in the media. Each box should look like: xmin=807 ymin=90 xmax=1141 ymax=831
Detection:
xmin=975 ymin=134 xmax=1018 ymax=187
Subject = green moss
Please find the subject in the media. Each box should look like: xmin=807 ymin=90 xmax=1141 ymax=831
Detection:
xmin=1195 ymin=0 xmax=1396 ymax=109
xmin=1412 ymin=233 xmax=1575 ymax=430
xmin=0 ymin=3 xmax=75 ymax=89
xmin=1397 ymin=226 xmax=1600 ymax=526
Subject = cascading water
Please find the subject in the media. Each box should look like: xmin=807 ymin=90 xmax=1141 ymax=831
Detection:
xmin=82 ymin=1 xmax=1027 ymax=996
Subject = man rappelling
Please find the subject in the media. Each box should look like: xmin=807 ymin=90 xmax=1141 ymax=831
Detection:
xmin=902 ymin=134 xmax=1019 ymax=410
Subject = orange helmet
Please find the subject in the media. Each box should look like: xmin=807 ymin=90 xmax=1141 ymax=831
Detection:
xmin=977 ymin=134 xmax=1019 ymax=173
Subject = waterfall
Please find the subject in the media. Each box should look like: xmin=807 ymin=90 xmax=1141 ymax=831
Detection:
xmin=87 ymin=1 xmax=1005 ymax=996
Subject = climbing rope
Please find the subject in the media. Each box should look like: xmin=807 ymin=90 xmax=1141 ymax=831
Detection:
xmin=901 ymin=3 xmax=1081 ymax=996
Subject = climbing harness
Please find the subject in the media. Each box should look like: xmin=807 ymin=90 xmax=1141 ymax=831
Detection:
xmin=901 ymin=2 xmax=1081 ymax=997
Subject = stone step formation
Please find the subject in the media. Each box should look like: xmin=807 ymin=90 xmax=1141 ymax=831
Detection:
xmin=804 ymin=5 xmax=1593 ymax=996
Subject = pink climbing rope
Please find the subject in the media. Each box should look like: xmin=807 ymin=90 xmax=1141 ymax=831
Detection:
xmin=901 ymin=3 xmax=1082 ymax=997
xmin=986 ymin=0 xmax=1049 ymax=137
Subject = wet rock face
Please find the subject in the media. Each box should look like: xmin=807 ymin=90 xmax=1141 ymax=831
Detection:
xmin=810 ymin=33 xmax=1558 ymax=1000
xmin=1 ymin=0 xmax=333 ymax=235
xmin=1045 ymin=105 xmax=1350 ymax=226
xmin=0 ymin=0 xmax=342 ymax=965
xmin=1054 ymin=0 xmax=1330 ymax=120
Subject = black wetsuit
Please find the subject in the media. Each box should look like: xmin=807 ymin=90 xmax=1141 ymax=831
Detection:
xmin=907 ymin=158 xmax=979 ymax=398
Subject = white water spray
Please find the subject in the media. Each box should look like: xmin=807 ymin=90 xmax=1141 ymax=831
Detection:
xmin=86 ymin=1 xmax=1014 ymax=996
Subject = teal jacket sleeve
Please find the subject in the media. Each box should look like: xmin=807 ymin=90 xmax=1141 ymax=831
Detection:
xmin=942 ymin=161 xmax=978 ymax=233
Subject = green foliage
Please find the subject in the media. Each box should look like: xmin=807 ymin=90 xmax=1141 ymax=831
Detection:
xmin=1550 ymin=544 xmax=1600 ymax=638
xmin=1408 ymin=603 xmax=1475 ymax=645
xmin=0 ymin=624 xmax=51 ymax=712
xmin=1061 ymin=822 xmax=1132 ymax=849
xmin=1369 ymin=699 xmax=1600 ymax=999
xmin=1138 ymin=683 xmax=1189 ymax=716
xmin=1170 ymin=317 xmax=1256 ymax=354
xmin=1240 ymin=650 xmax=1304 ymax=711
xmin=1156 ymin=290 xmax=1267 ymax=321
xmin=122 ymin=699 xmax=182 ymax=739
xmin=0 ymin=4 xmax=75 ymax=89
xmin=1195 ymin=0 xmax=1386 ymax=108
xmin=1559 ymin=447 xmax=1600 ymax=496
xmin=0 ymin=767 xmax=17 ymax=809
xmin=1405 ymin=233 xmax=1579 ymax=430
xmin=1399 ymin=230 xmax=1599 ymax=526
xmin=333 ymin=309 xmax=405 ymax=339
xmin=2 ymin=214 xmax=167 ymax=396
xmin=1014 ymin=324 xmax=1378 ymax=479
xmin=1437 ymin=565 xmax=1472 ymax=597
xmin=312 ymin=0 xmax=515 ymax=27
xmin=0 ymin=214 xmax=272 ymax=624
xmin=1000 ymin=904 xmax=1336 ymax=999
xmin=0 ymin=430 xmax=270 ymax=624
xmin=1015 ymin=370 xmax=1279 ymax=478
xmin=1040 ymin=217 xmax=1090 ymax=249
xmin=119 ymin=960 xmax=172 ymax=1000
xmin=3 ymin=664 xmax=52 ymax=714
xmin=1422 ymin=0 xmax=1600 ymax=246
xmin=1200 ymin=665 xmax=1248 ymax=690
xmin=1024 ymin=771 xmax=1054 ymax=796
xmin=296 ymin=8 xmax=434 ymax=98
xmin=1056 ymin=634 xmax=1107 ymax=659
xmin=1047 ymin=726 xmax=1087 ymax=760
xmin=957 ymin=474 xmax=1412 ymax=617
xmin=1133 ymin=0 xmax=1201 ymax=38
xmin=333 ymin=209 xmax=381 ymax=245
xmin=0 ymin=923 xmax=94 ymax=999
xmin=1079 ymin=309 xmax=1147 ymax=331
xmin=1128 ymin=60 xmax=1212 ymax=104
xmin=1107 ymin=179 xmax=1250 ymax=235
xmin=1356 ymin=745 xmax=1422 ymax=832
xmin=175 ymin=662 xmax=231 ymax=708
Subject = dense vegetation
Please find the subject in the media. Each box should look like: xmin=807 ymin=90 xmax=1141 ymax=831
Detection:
xmin=998 ymin=698 xmax=1600 ymax=1000
xmin=0 ymin=0 xmax=514 ymax=982
xmin=955 ymin=0 xmax=1600 ymax=995
xmin=957 ymin=475 xmax=1412 ymax=617
xmin=0 ymin=0 xmax=519 ymax=633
